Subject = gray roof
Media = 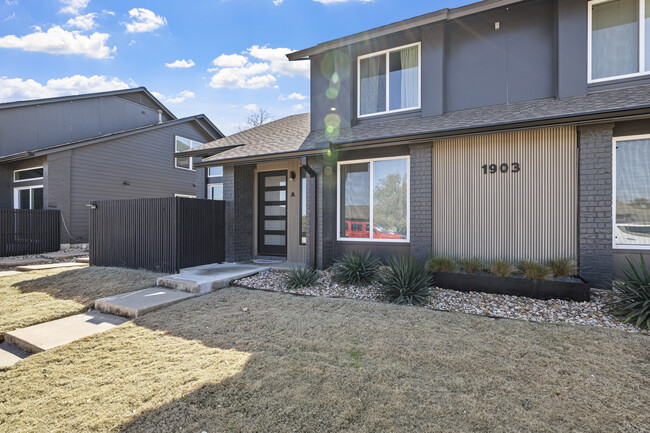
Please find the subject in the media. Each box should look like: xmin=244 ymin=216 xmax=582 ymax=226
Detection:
xmin=198 ymin=84 xmax=650 ymax=165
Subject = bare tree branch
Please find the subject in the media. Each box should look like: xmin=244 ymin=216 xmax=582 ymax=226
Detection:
xmin=239 ymin=107 xmax=271 ymax=131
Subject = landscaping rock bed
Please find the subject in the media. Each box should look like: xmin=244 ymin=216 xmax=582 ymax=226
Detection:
xmin=234 ymin=269 xmax=648 ymax=335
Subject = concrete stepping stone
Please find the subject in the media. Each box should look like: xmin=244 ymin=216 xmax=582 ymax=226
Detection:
xmin=4 ymin=311 xmax=128 ymax=354
xmin=76 ymin=257 xmax=90 ymax=263
xmin=0 ymin=257 xmax=50 ymax=269
xmin=0 ymin=270 xmax=22 ymax=278
xmin=95 ymin=287 xmax=196 ymax=318
xmin=40 ymin=251 xmax=88 ymax=260
xmin=0 ymin=341 xmax=30 ymax=369
xmin=157 ymin=263 xmax=269 ymax=294
xmin=16 ymin=262 xmax=88 ymax=271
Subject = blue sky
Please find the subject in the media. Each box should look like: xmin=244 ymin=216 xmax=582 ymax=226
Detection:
xmin=0 ymin=0 xmax=474 ymax=134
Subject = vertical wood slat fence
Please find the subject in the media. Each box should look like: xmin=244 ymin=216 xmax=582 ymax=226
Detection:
xmin=89 ymin=197 xmax=225 ymax=273
xmin=0 ymin=209 xmax=60 ymax=257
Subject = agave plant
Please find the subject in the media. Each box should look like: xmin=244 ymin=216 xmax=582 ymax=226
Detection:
xmin=332 ymin=251 xmax=381 ymax=286
xmin=380 ymin=256 xmax=432 ymax=305
xmin=285 ymin=266 xmax=320 ymax=290
xmin=611 ymin=256 xmax=650 ymax=330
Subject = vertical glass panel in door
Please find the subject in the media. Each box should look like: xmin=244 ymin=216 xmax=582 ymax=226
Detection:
xmin=359 ymin=55 xmax=386 ymax=115
xmin=373 ymin=158 xmax=408 ymax=240
xmin=340 ymin=163 xmax=370 ymax=238
xmin=265 ymin=176 xmax=287 ymax=187
xmin=591 ymin=0 xmax=639 ymax=80
xmin=615 ymin=139 xmax=650 ymax=246
xmin=264 ymin=235 xmax=286 ymax=246
xmin=389 ymin=45 xmax=419 ymax=111
xmin=265 ymin=190 xmax=286 ymax=201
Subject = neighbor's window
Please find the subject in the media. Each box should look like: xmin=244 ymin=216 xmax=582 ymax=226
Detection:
xmin=14 ymin=167 xmax=43 ymax=182
xmin=300 ymin=169 xmax=307 ymax=245
xmin=208 ymin=166 xmax=223 ymax=177
xmin=207 ymin=183 xmax=224 ymax=201
xmin=358 ymin=43 xmax=420 ymax=117
xmin=14 ymin=186 xmax=43 ymax=210
xmin=175 ymin=136 xmax=203 ymax=170
xmin=338 ymin=156 xmax=409 ymax=242
xmin=615 ymin=135 xmax=650 ymax=248
xmin=589 ymin=0 xmax=650 ymax=82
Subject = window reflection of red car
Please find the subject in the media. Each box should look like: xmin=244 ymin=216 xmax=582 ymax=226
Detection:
xmin=344 ymin=220 xmax=405 ymax=239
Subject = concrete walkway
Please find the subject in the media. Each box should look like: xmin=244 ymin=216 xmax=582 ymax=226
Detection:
xmin=157 ymin=263 xmax=269 ymax=294
xmin=95 ymin=287 xmax=196 ymax=318
xmin=15 ymin=262 xmax=88 ymax=271
xmin=0 ymin=341 xmax=30 ymax=369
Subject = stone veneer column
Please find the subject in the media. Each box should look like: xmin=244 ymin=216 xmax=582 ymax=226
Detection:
xmin=224 ymin=164 xmax=255 ymax=262
xmin=578 ymin=124 xmax=614 ymax=286
xmin=409 ymin=143 xmax=433 ymax=262
xmin=306 ymin=156 xmax=336 ymax=270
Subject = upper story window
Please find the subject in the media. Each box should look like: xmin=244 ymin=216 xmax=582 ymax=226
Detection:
xmin=589 ymin=0 xmax=650 ymax=83
xmin=208 ymin=166 xmax=223 ymax=177
xmin=357 ymin=42 xmax=421 ymax=118
xmin=175 ymin=136 xmax=203 ymax=170
xmin=14 ymin=167 xmax=43 ymax=182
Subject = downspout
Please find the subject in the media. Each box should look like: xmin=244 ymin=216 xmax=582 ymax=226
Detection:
xmin=301 ymin=157 xmax=317 ymax=268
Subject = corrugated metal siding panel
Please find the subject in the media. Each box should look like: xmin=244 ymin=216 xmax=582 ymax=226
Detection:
xmin=432 ymin=126 xmax=577 ymax=262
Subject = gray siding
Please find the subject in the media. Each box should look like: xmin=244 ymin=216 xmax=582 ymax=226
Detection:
xmin=0 ymin=95 xmax=170 ymax=156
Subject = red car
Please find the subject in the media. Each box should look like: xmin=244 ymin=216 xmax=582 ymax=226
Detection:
xmin=344 ymin=220 xmax=405 ymax=239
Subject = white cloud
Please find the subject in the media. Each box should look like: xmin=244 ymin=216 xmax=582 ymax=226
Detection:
xmin=0 ymin=74 xmax=129 ymax=102
xmin=212 ymin=53 xmax=248 ymax=68
xmin=65 ymin=13 xmax=97 ymax=31
xmin=59 ymin=0 xmax=90 ymax=15
xmin=248 ymin=45 xmax=310 ymax=77
xmin=102 ymin=10 xmax=115 ymax=16
xmin=165 ymin=59 xmax=195 ymax=69
xmin=279 ymin=92 xmax=306 ymax=101
xmin=244 ymin=103 xmax=259 ymax=111
xmin=123 ymin=8 xmax=167 ymax=33
xmin=273 ymin=0 xmax=284 ymax=5
xmin=5 ymin=0 xmax=18 ymax=5
xmin=4 ymin=12 xmax=16 ymax=21
xmin=152 ymin=89 xmax=195 ymax=104
xmin=292 ymin=103 xmax=305 ymax=110
xmin=209 ymin=62 xmax=275 ymax=89
xmin=314 ymin=0 xmax=372 ymax=3
xmin=0 ymin=26 xmax=115 ymax=59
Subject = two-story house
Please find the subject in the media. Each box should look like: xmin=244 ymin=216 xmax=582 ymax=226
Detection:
xmin=185 ymin=0 xmax=650 ymax=286
xmin=0 ymin=87 xmax=222 ymax=244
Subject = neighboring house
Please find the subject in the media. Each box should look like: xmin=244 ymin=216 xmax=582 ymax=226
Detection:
xmin=185 ymin=0 xmax=650 ymax=286
xmin=0 ymin=87 xmax=222 ymax=243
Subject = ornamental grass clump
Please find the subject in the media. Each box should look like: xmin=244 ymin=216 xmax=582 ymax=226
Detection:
xmin=517 ymin=260 xmax=553 ymax=281
xmin=332 ymin=251 xmax=381 ymax=286
xmin=611 ymin=255 xmax=650 ymax=330
xmin=425 ymin=256 xmax=458 ymax=273
xmin=285 ymin=266 xmax=320 ymax=290
xmin=380 ymin=256 xmax=432 ymax=305
xmin=488 ymin=260 xmax=516 ymax=278
xmin=547 ymin=258 xmax=578 ymax=277
xmin=458 ymin=257 xmax=484 ymax=274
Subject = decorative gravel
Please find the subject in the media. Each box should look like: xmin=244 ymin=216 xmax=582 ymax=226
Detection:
xmin=234 ymin=269 xmax=649 ymax=335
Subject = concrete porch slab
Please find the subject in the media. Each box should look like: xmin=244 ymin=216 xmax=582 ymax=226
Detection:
xmin=157 ymin=263 xmax=269 ymax=294
xmin=0 ymin=257 xmax=50 ymax=268
xmin=95 ymin=287 xmax=196 ymax=318
xmin=16 ymin=262 xmax=88 ymax=271
xmin=40 ymin=251 xmax=88 ymax=260
xmin=4 ymin=311 xmax=128 ymax=354
xmin=0 ymin=341 xmax=30 ymax=369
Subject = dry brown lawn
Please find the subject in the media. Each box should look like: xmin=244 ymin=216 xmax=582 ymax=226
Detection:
xmin=0 ymin=287 xmax=648 ymax=432
xmin=0 ymin=267 xmax=162 ymax=340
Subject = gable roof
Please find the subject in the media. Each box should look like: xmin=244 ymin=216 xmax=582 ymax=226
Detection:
xmin=288 ymin=0 xmax=525 ymax=60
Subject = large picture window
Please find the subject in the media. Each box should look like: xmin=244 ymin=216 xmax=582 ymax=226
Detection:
xmin=358 ymin=43 xmax=420 ymax=118
xmin=175 ymin=136 xmax=203 ymax=170
xmin=614 ymin=135 xmax=650 ymax=248
xmin=589 ymin=0 xmax=650 ymax=82
xmin=337 ymin=156 xmax=409 ymax=242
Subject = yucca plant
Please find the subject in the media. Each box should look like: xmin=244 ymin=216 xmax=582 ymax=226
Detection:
xmin=380 ymin=256 xmax=432 ymax=305
xmin=332 ymin=251 xmax=381 ymax=286
xmin=458 ymin=257 xmax=484 ymax=274
xmin=517 ymin=260 xmax=553 ymax=280
xmin=611 ymin=256 xmax=650 ymax=330
xmin=547 ymin=258 xmax=578 ymax=277
xmin=285 ymin=266 xmax=320 ymax=290
xmin=425 ymin=256 xmax=458 ymax=273
xmin=489 ymin=260 xmax=516 ymax=278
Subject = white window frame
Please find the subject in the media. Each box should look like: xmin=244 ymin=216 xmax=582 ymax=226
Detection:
xmin=207 ymin=183 xmax=224 ymax=200
xmin=174 ymin=136 xmax=203 ymax=171
xmin=174 ymin=193 xmax=196 ymax=198
xmin=612 ymin=133 xmax=650 ymax=249
xmin=357 ymin=42 xmax=422 ymax=119
xmin=13 ymin=185 xmax=44 ymax=209
xmin=336 ymin=155 xmax=410 ymax=243
xmin=588 ymin=0 xmax=648 ymax=83
xmin=13 ymin=166 xmax=44 ymax=183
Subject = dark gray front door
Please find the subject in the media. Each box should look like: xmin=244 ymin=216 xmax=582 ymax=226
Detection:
xmin=258 ymin=171 xmax=287 ymax=256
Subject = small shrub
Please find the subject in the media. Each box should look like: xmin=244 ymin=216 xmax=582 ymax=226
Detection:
xmin=458 ymin=257 xmax=484 ymax=274
xmin=426 ymin=256 xmax=458 ymax=273
xmin=489 ymin=260 xmax=516 ymax=277
xmin=285 ymin=266 xmax=320 ymax=290
xmin=517 ymin=260 xmax=553 ymax=280
xmin=547 ymin=258 xmax=577 ymax=277
xmin=332 ymin=251 xmax=381 ymax=286
xmin=380 ymin=256 xmax=432 ymax=305
xmin=611 ymin=256 xmax=650 ymax=330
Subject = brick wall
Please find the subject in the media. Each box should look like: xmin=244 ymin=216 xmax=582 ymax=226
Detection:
xmin=578 ymin=123 xmax=614 ymax=286
xmin=224 ymin=164 xmax=254 ymax=262
xmin=409 ymin=143 xmax=433 ymax=262
xmin=195 ymin=166 xmax=206 ymax=199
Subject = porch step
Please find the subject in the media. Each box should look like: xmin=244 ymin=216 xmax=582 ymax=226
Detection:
xmin=0 ymin=341 xmax=30 ymax=369
xmin=76 ymin=257 xmax=90 ymax=263
xmin=4 ymin=311 xmax=128 ymax=354
xmin=157 ymin=263 xmax=269 ymax=294
xmin=95 ymin=287 xmax=196 ymax=318
xmin=16 ymin=262 xmax=88 ymax=271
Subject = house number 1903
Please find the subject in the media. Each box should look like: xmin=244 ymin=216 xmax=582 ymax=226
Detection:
xmin=481 ymin=162 xmax=521 ymax=174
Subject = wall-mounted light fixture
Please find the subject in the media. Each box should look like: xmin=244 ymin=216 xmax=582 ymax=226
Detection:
xmin=86 ymin=204 xmax=97 ymax=209
xmin=289 ymin=171 xmax=297 ymax=181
